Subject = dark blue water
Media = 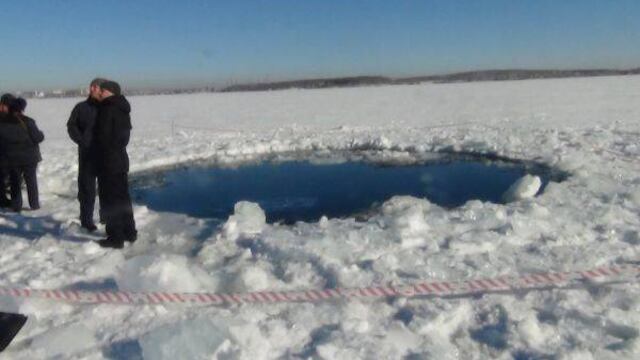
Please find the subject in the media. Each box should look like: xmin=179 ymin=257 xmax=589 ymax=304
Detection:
xmin=132 ymin=160 xmax=556 ymax=224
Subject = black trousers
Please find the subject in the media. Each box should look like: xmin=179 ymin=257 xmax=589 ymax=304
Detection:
xmin=8 ymin=165 xmax=39 ymax=212
xmin=99 ymin=172 xmax=136 ymax=242
xmin=0 ymin=167 xmax=9 ymax=206
xmin=78 ymin=159 xmax=100 ymax=225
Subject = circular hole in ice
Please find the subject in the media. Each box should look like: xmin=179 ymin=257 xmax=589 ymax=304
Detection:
xmin=130 ymin=151 xmax=568 ymax=224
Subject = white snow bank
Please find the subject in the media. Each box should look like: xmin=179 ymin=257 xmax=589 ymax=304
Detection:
xmin=31 ymin=323 xmax=97 ymax=358
xmin=85 ymin=250 xmax=126 ymax=278
xmin=502 ymin=174 xmax=542 ymax=202
xmin=381 ymin=196 xmax=435 ymax=249
xmin=231 ymin=265 xmax=280 ymax=293
xmin=115 ymin=254 xmax=218 ymax=292
xmin=140 ymin=317 xmax=284 ymax=360
xmin=140 ymin=317 xmax=232 ymax=359
xmin=0 ymin=296 xmax=20 ymax=314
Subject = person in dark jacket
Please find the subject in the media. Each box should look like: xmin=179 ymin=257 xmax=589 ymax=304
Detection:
xmin=0 ymin=93 xmax=15 ymax=208
xmin=0 ymin=98 xmax=44 ymax=212
xmin=95 ymin=81 xmax=137 ymax=248
xmin=67 ymin=78 xmax=107 ymax=231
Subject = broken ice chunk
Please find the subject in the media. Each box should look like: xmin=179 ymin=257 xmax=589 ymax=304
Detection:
xmin=502 ymin=175 xmax=542 ymax=202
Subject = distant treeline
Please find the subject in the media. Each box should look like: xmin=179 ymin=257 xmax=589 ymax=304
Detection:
xmin=399 ymin=68 xmax=640 ymax=84
xmin=221 ymin=68 xmax=640 ymax=92
xmin=220 ymin=76 xmax=391 ymax=92
xmin=14 ymin=68 xmax=640 ymax=98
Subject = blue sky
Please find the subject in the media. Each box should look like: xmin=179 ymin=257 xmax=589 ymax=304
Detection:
xmin=1 ymin=0 xmax=639 ymax=91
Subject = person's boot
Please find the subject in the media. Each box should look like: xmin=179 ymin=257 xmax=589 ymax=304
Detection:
xmin=124 ymin=229 xmax=137 ymax=242
xmin=97 ymin=238 xmax=124 ymax=249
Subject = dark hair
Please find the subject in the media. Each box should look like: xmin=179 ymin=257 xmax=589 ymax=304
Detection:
xmin=100 ymin=81 xmax=121 ymax=96
xmin=90 ymin=78 xmax=108 ymax=87
xmin=0 ymin=93 xmax=15 ymax=106
xmin=9 ymin=97 xmax=27 ymax=114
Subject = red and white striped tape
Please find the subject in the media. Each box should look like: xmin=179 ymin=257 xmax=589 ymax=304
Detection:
xmin=0 ymin=264 xmax=638 ymax=306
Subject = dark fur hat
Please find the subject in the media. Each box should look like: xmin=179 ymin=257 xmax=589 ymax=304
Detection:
xmin=100 ymin=81 xmax=121 ymax=96
xmin=0 ymin=93 xmax=15 ymax=105
xmin=9 ymin=97 xmax=27 ymax=113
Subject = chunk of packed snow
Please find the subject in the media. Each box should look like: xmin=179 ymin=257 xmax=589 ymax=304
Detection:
xmin=381 ymin=196 xmax=434 ymax=249
xmin=140 ymin=317 xmax=231 ymax=360
xmin=516 ymin=313 xmax=556 ymax=350
xmin=316 ymin=344 xmax=360 ymax=360
xmin=231 ymin=265 xmax=280 ymax=293
xmin=223 ymin=201 xmax=266 ymax=240
xmin=85 ymin=250 xmax=125 ymax=278
xmin=115 ymin=254 xmax=218 ymax=292
xmin=31 ymin=323 xmax=97 ymax=357
xmin=502 ymin=174 xmax=542 ymax=202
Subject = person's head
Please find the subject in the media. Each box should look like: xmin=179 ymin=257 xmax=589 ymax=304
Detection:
xmin=9 ymin=97 xmax=27 ymax=115
xmin=0 ymin=93 xmax=16 ymax=114
xmin=89 ymin=78 xmax=108 ymax=100
xmin=98 ymin=81 xmax=121 ymax=100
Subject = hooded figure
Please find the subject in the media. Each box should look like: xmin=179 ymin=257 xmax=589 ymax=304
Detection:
xmin=95 ymin=92 xmax=131 ymax=174
xmin=0 ymin=98 xmax=44 ymax=212
xmin=94 ymin=81 xmax=137 ymax=248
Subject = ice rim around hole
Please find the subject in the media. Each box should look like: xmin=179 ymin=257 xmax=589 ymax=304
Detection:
xmin=129 ymin=148 xmax=570 ymax=224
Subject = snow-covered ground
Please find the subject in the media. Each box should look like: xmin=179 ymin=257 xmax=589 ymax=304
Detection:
xmin=2 ymin=75 xmax=640 ymax=359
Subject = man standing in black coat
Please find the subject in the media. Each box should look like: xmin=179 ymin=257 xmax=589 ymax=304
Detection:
xmin=95 ymin=81 xmax=137 ymax=248
xmin=67 ymin=78 xmax=106 ymax=231
xmin=0 ymin=93 xmax=15 ymax=208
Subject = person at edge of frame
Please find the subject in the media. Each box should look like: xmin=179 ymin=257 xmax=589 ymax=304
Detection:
xmin=0 ymin=93 xmax=16 ymax=208
xmin=0 ymin=97 xmax=45 ymax=212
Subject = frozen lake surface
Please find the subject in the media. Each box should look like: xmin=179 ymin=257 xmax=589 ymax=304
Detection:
xmin=132 ymin=157 xmax=562 ymax=224
xmin=2 ymin=76 xmax=640 ymax=359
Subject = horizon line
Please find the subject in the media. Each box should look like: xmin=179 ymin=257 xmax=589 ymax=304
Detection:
xmin=6 ymin=65 xmax=640 ymax=95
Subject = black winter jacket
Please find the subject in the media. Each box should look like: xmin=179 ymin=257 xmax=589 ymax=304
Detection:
xmin=0 ymin=114 xmax=45 ymax=167
xmin=95 ymin=95 xmax=132 ymax=174
xmin=67 ymin=97 xmax=99 ymax=160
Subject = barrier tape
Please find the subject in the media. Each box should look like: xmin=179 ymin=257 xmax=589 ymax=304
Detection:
xmin=0 ymin=265 xmax=638 ymax=306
